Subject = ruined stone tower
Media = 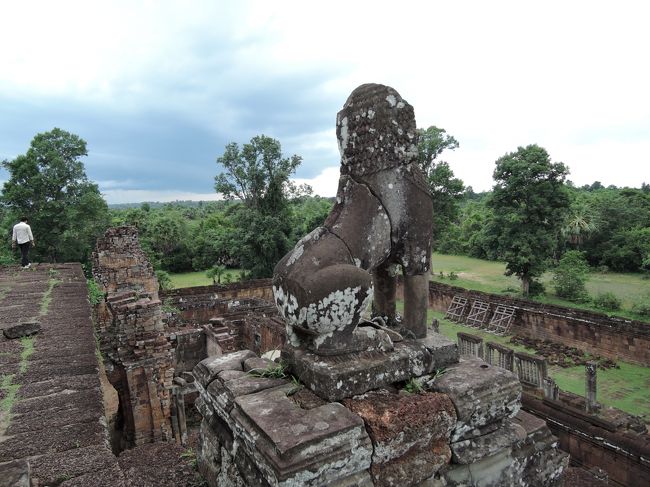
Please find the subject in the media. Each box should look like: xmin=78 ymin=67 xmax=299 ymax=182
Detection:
xmin=92 ymin=226 xmax=174 ymax=447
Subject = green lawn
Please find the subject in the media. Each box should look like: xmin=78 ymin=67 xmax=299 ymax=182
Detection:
xmin=430 ymin=253 xmax=650 ymax=320
xmin=169 ymin=269 xmax=242 ymax=289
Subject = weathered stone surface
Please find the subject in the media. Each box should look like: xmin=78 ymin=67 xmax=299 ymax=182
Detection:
xmin=197 ymin=419 xmax=224 ymax=487
xmin=243 ymin=356 xmax=274 ymax=372
xmin=58 ymin=463 xmax=126 ymax=487
xmin=3 ymin=321 xmax=40 ymax=339
xmin=194 ymin=350 xmax=257 ymax=388
xmin=29 ymin=444 xmax=118 ymax=486
xmin=326 ymin=176 xmax=392 ymax=270
xmin=327 ymin=471 xmax=374 ymax=487
xmin=509 ymin=410 xmax=569 ymax=487
xmin=343 ymin=389 xmax=455 ymax=485
xmin=343 ymin=389 xmax=456 ymax=464
xmin=273 ymin=83 xmax=433 ymax=354
xmin=450 ymin=421 xmax=520 ymax=465
xmin=0 ymin=459 xmax=31 ymax=487
xmin=442 ymin=447 xmax=516 ymax=487
xmin=283 ymin=332 xmax=458 ymax=401
xmin=206 ymin=372 xmax=289 ymax=413
xmin=439 ymin=410 xmax=569 ymax=487
xmin=427 ymin=358 xmax=521 ymax=441
xmin=230 ymin=383 xmax=373 ymax=485
xmin=372 ymin=441 xmax=450 ymax=487
xmin=417 ymin=332 xmax=460 ymax=371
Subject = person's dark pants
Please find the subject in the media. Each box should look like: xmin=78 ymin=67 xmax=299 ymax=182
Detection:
xmin=19 ymin=242 xmax=30 ymax=267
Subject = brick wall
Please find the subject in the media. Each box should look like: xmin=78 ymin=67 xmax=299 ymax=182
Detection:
xmin=171 ymin=329 xmax=207 ymax=374
xmin=161 ymin=279 xmax=274 ymax=323
xmin=426 ymin=281 xmax=650 ymax=366
xmin=523 ymin=393 xmax=650 ymax=487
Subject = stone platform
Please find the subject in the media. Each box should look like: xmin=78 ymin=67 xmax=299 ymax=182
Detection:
xmin=193 ymin=348 xmax=568 ymax=486
xmin=0 ymin=264 xmax=122 ymax=486
xmin=282 ymin=331 xmax=458 ymax=401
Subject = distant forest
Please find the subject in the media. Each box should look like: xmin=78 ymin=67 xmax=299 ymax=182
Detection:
xmin=105 ymin=182 xmax=649 ymax=279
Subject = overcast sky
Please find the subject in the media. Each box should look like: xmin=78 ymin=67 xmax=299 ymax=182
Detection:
xmin=1 ymin=1 xmax=649 ymax=204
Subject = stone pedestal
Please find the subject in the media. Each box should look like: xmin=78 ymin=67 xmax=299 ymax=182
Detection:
xmin=193 ymin=351 xmax=373 ymax=486
xmin=193 ymin=350 xmax=568 ymax=487
xmin=282 ymin=331 xmax=458 ymax=401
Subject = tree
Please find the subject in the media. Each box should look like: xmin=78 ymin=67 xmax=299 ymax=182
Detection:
xmin=140 ymin=211 xmax=192 ymax=272
xmin=580 ymin=188 xmax=650 ymax=269
xmin=417 ymin=126 xmax=459 ymax=171
xmin=428 ymin=161 xmax=465 ymax=234
xmin=486 ymin=144 xmax=570 ymax=295
xmin=552 ymin=251 xmax=590 ymax=302
xmin=214 ymin=135 xmax=306 ymax=278
xmin=562 ymin=203 xmax=598 ymax=249
xmin=1 ymin=128 xmax=110 ymax=262
xmin=215 ymin=135 xmax=310 ymax=213
xmin=416 ymin=126 xmax=464 ymax=244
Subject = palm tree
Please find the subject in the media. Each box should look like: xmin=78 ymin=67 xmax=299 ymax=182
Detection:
xmin=562 ymin=202 xmax=598 ymax=249
xmin=206 ymin=265 xmax=226 ymax=285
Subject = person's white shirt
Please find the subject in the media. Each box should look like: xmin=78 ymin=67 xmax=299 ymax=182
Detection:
xmin=12 ymin=222 xmax=34 ymax=245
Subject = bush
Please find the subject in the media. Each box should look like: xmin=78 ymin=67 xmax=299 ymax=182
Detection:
xmin=593 ymin=292 xmax=622 ymax=311
xmin=87 ymin=279 xmax=105 ymax=306
xmin=632 ymin=302 xmax=650 ymax=317
xmin=155 ymin=270 xmax=173 ymax=291
xmin=552 ymin=251 xmax=590 ymax=302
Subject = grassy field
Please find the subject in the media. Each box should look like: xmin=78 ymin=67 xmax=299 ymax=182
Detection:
xmin=169 ymin=269 xmax=242 ymax=289
xmin=430 ymin=253 xmax=650 ymax=320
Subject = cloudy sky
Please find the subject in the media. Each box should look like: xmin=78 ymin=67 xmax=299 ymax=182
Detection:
xmin=1 ymin=1 xmax=649 ymax=204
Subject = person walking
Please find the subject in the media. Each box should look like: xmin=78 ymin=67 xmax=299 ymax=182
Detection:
xmin=12 ymin=217 xmax=35 ymax=269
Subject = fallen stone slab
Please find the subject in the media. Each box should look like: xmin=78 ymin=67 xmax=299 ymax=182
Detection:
xmin=193 ymin=350 xmax=257 ymax=388
xmin=0 ymin=459 xmax=31 ymax=487
xmin=3 ymin=321 xmax=41 ymax=339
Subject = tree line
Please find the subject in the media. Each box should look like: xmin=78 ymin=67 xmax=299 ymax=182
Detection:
xmin=2 ymin=128 xmax=648 ymax=298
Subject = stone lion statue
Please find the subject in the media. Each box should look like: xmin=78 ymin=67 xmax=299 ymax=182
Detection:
xmin=273 ymin=83 xmax=433 ymax=355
